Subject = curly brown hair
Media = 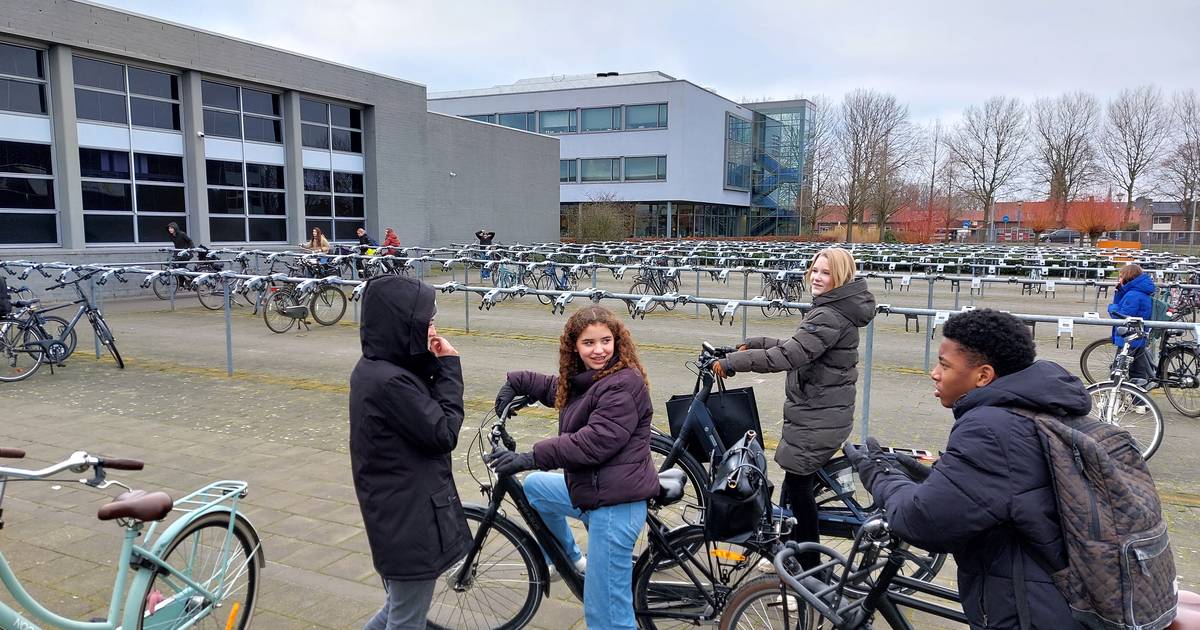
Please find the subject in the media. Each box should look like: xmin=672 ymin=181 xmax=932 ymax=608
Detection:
xmin=554 ymin=306 xmax=649 ymax=409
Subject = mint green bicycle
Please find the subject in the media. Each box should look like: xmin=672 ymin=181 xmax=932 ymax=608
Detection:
xmin=0 ymin=447 xmax=264 ymax=629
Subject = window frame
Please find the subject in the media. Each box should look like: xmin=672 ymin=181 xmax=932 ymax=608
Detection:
xmin=579 ymin=157 xmax=620 ymax=183
xmin=580 ymin=106 xmax=622 ymax=133
xmin=205 ymin=158 xmax=288 ymax=243
xmin=622 ymin=155 xmax=667 ymax=182
xmin=80 ymin=147 xmax=187 ymax=245
xmin=0 ymin=41 xmax=58 ymax=246
xmin=74 ymin=55 xmax=182 ymax=132
xmin=624 ymin=102 xmax=668 ymax=130
xmin=559 ymin=159 xmax=577 ymax=183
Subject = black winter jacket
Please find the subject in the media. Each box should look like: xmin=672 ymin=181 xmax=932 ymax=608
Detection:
xmin=718 ymin=278 xmax=876 ymax=475
xmin=349 ymin=275 xmax=470 ymax=581
xmin=867 ymin=360 xmax=1089 ymax=629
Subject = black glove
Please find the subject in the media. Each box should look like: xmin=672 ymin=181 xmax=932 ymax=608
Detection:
xmin=484 ymin=446 xmax=537 ymax=476
xmin=494 ymin=382 xmax=517 ymax=416
xmin=895 ymin=453 xmax=932 ymax=483
xmin=843 ymin=437 xmax=894 ymax=491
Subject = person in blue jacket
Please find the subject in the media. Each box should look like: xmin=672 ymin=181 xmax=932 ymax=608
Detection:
xmin=1108 ymin=263 xmax=1156 ymax=385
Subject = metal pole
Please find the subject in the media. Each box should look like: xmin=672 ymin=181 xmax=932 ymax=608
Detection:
xmin=953 ymin=281 xmax=960 ymax=310
xmin=923 ymin=277 xmax=934 ymax=372
xmin=464 ymin=265 xmax=471 ymax=334
xmin=695 ymin=270 xmax=701 ymax=318
xmin=591 ymin=254 xmax=598 ymax=290
xmin=90 ymin=276 xmax=101 ymax=359
xmin=667 ymin=201 xmax=674 ymax=238
xmin=741 ymin=271 xmax=749 ymax=341
xmin=223 ymin=280 xmax=233 ymax=376
xmin=169 ymin=269 xmax=176 ymax=311
xmin=861 ymin=317 xmax=875 ymax=439
xmin=351 ymin=264 xmax=359 ymax=324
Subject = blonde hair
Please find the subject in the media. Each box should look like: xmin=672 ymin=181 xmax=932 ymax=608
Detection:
xmin=806 ymin=247 xmax=856 ymax=290
xmin=1119 ymin=263 xmax=1143 ymax=284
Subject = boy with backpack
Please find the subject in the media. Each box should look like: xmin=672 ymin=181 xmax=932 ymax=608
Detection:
xmin=846 ymin=309 xmax=1176 ymax=630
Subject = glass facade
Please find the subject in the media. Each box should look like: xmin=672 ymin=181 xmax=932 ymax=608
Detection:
xmin=206 ymin=160 xmax=287 ymax=242
xmin=300 ymin=98 xmax=362 ymax=153
xmin=724 ymin=113 xmax=753 ymax=190
xmin=75 ymin=56 xmax=181 ymax=130
xmin=0 ymin=42 xmax=56 ymax=244
xmin=560 ymin=201 xmax=753 ymax=239
xmin=304 ymin=168 xmax=365 ymax=241
xmin=746 ymin=100 xmax=814 ymax=236
xmin=498 ymin=112 xmax=535 ymax=132
xmin=463 ymin=103 xmax=667 ymax=135
xmin=81 ymin=148 xmax=187 ymax=243
xmin=559 ymin=159 xmax=577 ymax=183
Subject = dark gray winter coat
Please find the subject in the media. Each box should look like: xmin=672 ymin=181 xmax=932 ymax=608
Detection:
xmin=866 ymin=360 xmax=1088 ymax=629
xmin=717 ymin=278 xmax=876 ymax=475
xmin=349 ymin=275 xmax=470 ymax=581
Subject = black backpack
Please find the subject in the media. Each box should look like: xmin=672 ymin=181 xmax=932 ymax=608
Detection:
xmin=0 ymin=277 xmax=10 ymax=317
xmin=1010 ymin=408 xmax=1176 ymax=630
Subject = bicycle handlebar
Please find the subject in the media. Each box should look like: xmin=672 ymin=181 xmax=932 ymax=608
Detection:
xmin=0 ymin=450 xmax=138 ymax=479
xmin=0 ymin=448 xmax=25 ymax=459
xmin=97 ymin=457 xmax=144 ymax=471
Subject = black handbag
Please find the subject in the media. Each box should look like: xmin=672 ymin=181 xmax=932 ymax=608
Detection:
xmin=704 ymin=431 xmax=771 ymax=543
xmin=666 ymin=373 xmax=763 ymax=464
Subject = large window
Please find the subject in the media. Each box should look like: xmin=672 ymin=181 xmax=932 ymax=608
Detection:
xmin=624 ymin=156 xmax=667 ymax=181
xmin=300 ymin=98 xmax=362 ymax=153
xmin=580 ymin=158 xmax=619 ymax=182
xmin=81 ymin=148 xmax=186 ymax=243
xmin=206 ymin=160 xmax=287 ymax=242
xmin=581 ymin=106 xmax=621 ymax=132
xmin=202 ymin=81 xmax=281 ymax=143
xmin=539 ymin=109 xmax=577 ymax=134
xmin=465 ymin=114 xmax=496 ymax=124
xmin=0 ymin=140 xmax=56 ymax=244
xmin=625 ymin=103 xmax=668 ymax=129
xmin=304 ymin=168 xmax=364 ymax=241
xmin=0 ymin=42 xmax=47 ymax=116
xmin=725 ymin=114 xmax=753 ymax=190
xmin=560 ymin=159 xmax=577 ymax=183
xmin=74 ymin=56 xmax=180 ymax=130
xmin=498 ymin=112 xmax=536 ymax=132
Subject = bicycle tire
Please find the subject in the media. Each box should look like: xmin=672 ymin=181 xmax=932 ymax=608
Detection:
xmin=33 ymin=314 xmax=77 ymax=361
xmin=1086 ymin=382 xmax=1164 ymax=460
xmin=1080 ymin=338 xmax=1117 ymax=384
xmin=92 ymin=316 xmax=124 ymax=369
xmin=718 ymin=575 xmax=818 ymax=630
xmin=761 ymin=283 xmax=786 ymax=319
xmin=632 ymin=524 xmax=764 ymax=630
xmin=1171 ymin=309 xmax=1198 ymax=343
xmin=151 ymin=275 xmax=176 ymax=300
xmin=662 ymin=277 xmax=679 ymax=311
xmin=0 ymin=318 xmax=46 ymax=382
xmin=195 ymin=280 xmax=224 ymax=311
xmin=1161 ymin=346 xmax=1200 ymax=418
xmin=533 ymin=273 xmax=554 ymax=305
xmin=628 ymin=281 xmax=660 ymax=313
xmin=309 ymin=286 xmax=347 ymax=326
xmin=262 ymin=290 xmax=297 ymax=334
xmin=136 ymin=512 xmax=261 ymax=630
xmin=427 ymin=507 xmax=542 ymax=630
xmin=639 ymin=434 xmax=709 ymax=558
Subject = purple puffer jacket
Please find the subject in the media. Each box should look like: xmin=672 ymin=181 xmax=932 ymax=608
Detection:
xmin=508 ymin=366 xmax=659 ymax=511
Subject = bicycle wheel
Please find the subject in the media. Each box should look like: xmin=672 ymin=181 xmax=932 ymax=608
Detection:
xmin=532 ymin=273 xmax=554 ymax=305
xmin=262 ymin=290 xmax=297 ymax=334
xmin=34 ymin=314 xmax=77 ymax=361
xmin=92 ymin=315 xmax=124 ymax=369
xmin=196 ymin=280 xmax=224 ymax=311
xmin=151 ymin=274 xmax=176 ymax=300
xmin=638 ymin=434 xmax=709 ymax=557
xmin=309 ymin=286 xmax=347 ymax=326
xmin=1161 ymin=346 xmax=1200 ymax=417
xmin=662 ymin=278 xmax=679 ymax=310
xmin=761 ymin=284 xmax=785 ymax=319
xmin=137 ymin=512 xmax=261 ymax=630
xmin=628 ymin=281 xmax=661 ymax=313
xmin=718 ymin=575 xmax=819 ymax=630
xmin=0 ymin=318 xmax=45 ymax=382
xmin=1080 ymin=338 xmax=1117 ymax=384
xmin=1086 ymin=382 xmax=1165 ymax=460
xmin=427 ymin=508 xmax=542 ymax=630
xmin=1171 ymin=310 xmax=1198 ymax=343
xmin=632 ymin=525 xmax=764 ymax=630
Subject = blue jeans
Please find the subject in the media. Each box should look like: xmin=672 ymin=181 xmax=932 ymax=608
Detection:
xmin=362 ymin=577 xmax=435 ymax=630
xmin=523 ymin=472 xmax=646 ymax=630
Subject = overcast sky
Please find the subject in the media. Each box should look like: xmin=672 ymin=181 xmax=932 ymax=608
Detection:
xmin=99 ymin=0 xmax=1198 ymax=123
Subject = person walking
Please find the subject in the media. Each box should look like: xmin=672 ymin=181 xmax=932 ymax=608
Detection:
xmin=349 ymin=275 xmax=469 ymax=630
xmin=1108 ymin=263 xmax=1156 ymax=386
xmin=714 ymin=247 xmax=876 ymax=568
xmin=487 ymin=306 xmax=659 ymax=630
xmin=166 ymin=221 xmax=194 ymax=262
xmin=380 ymin=227 xmax=401 ymax=256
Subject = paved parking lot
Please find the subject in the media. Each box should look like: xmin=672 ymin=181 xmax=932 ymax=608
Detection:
xmin=2 ymin=272 xmax=1197 ymax=628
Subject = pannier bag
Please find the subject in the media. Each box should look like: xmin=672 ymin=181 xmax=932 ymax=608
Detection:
xmin=704 ymin=430 xmax=771 ymax=544
xmin=1010 ymin=407 xmax=1177 ymax=630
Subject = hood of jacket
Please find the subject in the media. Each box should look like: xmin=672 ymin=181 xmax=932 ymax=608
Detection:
xmin=359 ymin=275 xmax=436 ymax=369
xmin=812 ymin=277 xmax=876 ymax=327
xmin=954 ymin=359 xmax=1092 ymax=419
xmin=1121 ymin=272 xmax=1156 ymax=297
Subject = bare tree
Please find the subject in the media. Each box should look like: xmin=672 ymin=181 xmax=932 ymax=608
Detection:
xmin=867 ymin=108 xmax=919 ymax=241
xmin=796 ymin=95 xmax=840 ymax=235
xmin=1031 ymin=92 xmax=1101 ymax=221
xmin=1098 ymin=86 xmax=1170 ymax=226
xmin=1160 ymin=90 xmax=1200 ymax=234
xmin=946 ymin=96 xmax=1028 ymax=239
xmin=837 ymin=89 xmax=907 ymax=242
xmin=918 ymin=120 xmax=948 ymax=239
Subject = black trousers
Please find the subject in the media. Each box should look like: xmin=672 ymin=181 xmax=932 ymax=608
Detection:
xmin=783 ymin=471 xmax=821 ymax=569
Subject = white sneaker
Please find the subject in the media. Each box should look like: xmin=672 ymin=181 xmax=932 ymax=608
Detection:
xmin=546 ymin=556 xmax=587 ymax=582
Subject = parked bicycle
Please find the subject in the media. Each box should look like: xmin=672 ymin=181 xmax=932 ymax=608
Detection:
xmin=1084 ymin=326 xmax=1173 ymax=459
xmin=260 ymin=273 xmax=348 ymax=334
xmin=758 ymin=269 xmax=805 ymax=318
xmin=719 ymin=515 xmax=968 ymax=630
xmin=1080 ymin=319 xmax=1200 ymax=421
xmin=4 ymin=283 xmax=78 ymax=362
xmin=531 ymin=262 xmax=581 ymax=305
xmin=628 ymin=258 xmax=679 ymax=313
xmin=0 ymin=446 xmax=264 ymax=629
xmin=151 ymin=249 xmax=225 ymax=310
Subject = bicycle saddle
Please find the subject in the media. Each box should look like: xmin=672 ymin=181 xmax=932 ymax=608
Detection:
xmin=97 ymin=490 xmax=173 ymax=522
xmin=656 ymin=469 xmax=688 ymax=507
xmin=1172 ymin=590 xmax=1200 ymax=629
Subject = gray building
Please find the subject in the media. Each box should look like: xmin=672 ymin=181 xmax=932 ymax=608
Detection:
xmin=0 ymin=0 xmax=559 ymax=258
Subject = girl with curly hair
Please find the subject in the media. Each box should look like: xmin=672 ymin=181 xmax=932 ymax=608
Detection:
xmin=486 ymin=305 xmax=658 ymax=629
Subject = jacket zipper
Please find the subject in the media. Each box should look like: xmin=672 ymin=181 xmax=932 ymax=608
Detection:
xmin=1073 ymin=446 xmax=1101 ymax=538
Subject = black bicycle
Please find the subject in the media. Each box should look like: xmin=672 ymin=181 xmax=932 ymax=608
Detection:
xmin=759 ymin=270 xmax=805 ymax=318
xmin=719 ymin=515 xmax=968 ymax=630
xmin=426 ymin=396 xmax=783 ymax=630
xmin=628 ymin=257 xmax=679 ymax=314
xmin=151 ymin=248 xmax=225 ymax=310
xmin=1079 ymin=323 xmax=1200 ymax=418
